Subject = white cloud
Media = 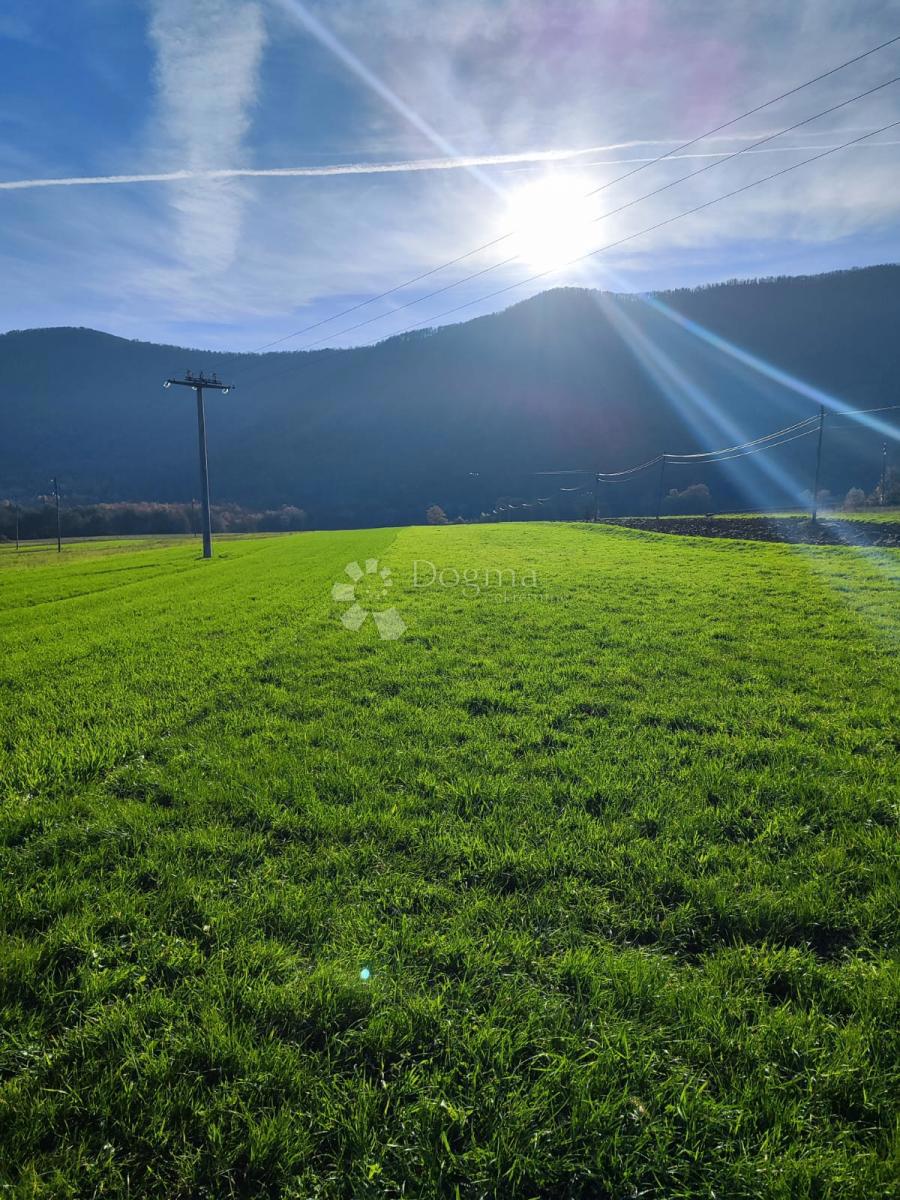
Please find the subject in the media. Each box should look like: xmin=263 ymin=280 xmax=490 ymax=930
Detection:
xmin=0 ymin=14 xmax=37 ymax=43
xmin=148 ymin=0 xmax=266 ymax=274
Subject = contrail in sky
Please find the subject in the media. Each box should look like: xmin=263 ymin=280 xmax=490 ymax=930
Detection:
xmin=2 ymin=134 xmax=895 ymax=192
xmin=0 ymin=142 xmax=695 ymax=190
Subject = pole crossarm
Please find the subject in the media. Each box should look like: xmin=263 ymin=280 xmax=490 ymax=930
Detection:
xmin=164 ymin=372 xmax=234 ymax=393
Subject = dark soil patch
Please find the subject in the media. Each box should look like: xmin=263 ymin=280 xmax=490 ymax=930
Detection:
xmin=600 ymin=515 xmax=900 ymax=547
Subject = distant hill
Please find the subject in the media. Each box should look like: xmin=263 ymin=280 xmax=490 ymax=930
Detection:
xmin=2 ymin=265 xmax=898 ymax=525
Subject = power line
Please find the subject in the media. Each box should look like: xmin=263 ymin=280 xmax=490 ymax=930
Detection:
xmin=534 ymin=416 xmax=825 ymax=484
xmin=241 ymin=31 xmax=900 ymax=357
xmin=676 ymin=425 xmax=820 ymax=465
xmin=596 ymin=408 xmax=900 ymax=481
xmin=267 ymin=74 xmax=900 ymax=356
xmin=226 ymin=117 xmax=900 ymax=404
xmin=395 ymin=119 xmax=900 ymax=340
xmin=664 ymin=416 xmax=821 ymax=463
xmin=855 ymin=402 xmax=900 ymax=415
xmin=579 ymin=36 xmax=900 ymax=200
xmin=825 ymin=402 xmax=900 ymax=421
xmin=502 ymin=415 xmax=899 ymax=522
xmin=549 ymin=408 xmax=900 ymax=489
xmin=590 ymin=424 xmax=817 ymax=484
xmin=596 ymin=452 xmax=667 ymax=480
xmin=511 ymin=425 xmax=823 ymax=530
xmin=535 ymin=470 xmax=593 ymax=476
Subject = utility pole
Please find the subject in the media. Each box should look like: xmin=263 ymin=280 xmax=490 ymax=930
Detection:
xmin=881 ymin=441 xmax=888 ymax=506
xmin=163 ymin=371 xmax=234 ymax=559
xmin=655 ymin=455 xmax=668 ymax=523
xmin=15 ymin=504 xmax=20 ymax=551
xmin=811 ymin=405 xmax=826 ymax=522
xmin=51 ymin=477 xmax=61 ymax=552
xmin=593 ymin=474 xmax=600 ymax=522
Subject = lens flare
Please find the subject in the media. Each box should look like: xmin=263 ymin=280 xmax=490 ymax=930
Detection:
xmin=505 ymin=176 xmax=597 ymax=271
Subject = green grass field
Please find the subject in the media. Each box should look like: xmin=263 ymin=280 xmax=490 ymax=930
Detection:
xmin=1 ymin=525 xmax=898 ymax=1198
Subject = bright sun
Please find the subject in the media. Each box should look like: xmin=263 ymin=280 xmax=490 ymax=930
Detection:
xmin=504 ymin=175 xmax=597 ymax=272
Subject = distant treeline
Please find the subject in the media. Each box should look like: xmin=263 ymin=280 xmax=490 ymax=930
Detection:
xmin=0 ymin=500 xmax=307 ymax=541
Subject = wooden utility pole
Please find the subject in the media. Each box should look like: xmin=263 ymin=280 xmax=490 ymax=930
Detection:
xmin=655 ymin=456 xmax=668 ymax=523
xmin=15 ymin=505 xmax=19 ymax=551
xmin=881 ymin=441 xmax=888 ymax=506
xmin=163 ymin=371 xmax=234 ymax=559
xmin=51 ymin=477 xmax=61 ymax=552
xmin=811 ymin=406 xmax=826 ymax=522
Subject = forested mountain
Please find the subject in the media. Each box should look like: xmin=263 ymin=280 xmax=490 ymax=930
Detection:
xmin=2 ymin=265 xmax=898 ymax=526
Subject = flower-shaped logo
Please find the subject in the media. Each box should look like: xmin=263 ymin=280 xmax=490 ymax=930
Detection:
xmin=331 ymin=559 xmax=407 ymax=640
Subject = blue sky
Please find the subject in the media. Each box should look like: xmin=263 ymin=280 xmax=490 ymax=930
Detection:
xmin=1 ymin=0 xmax=899 ymax=350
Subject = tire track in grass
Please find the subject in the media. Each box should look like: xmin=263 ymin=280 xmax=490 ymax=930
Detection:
xmin=0 ymin=530 xmax=402 ymax=802
xmin=0 ymin=537 xmax=278 ymax=616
